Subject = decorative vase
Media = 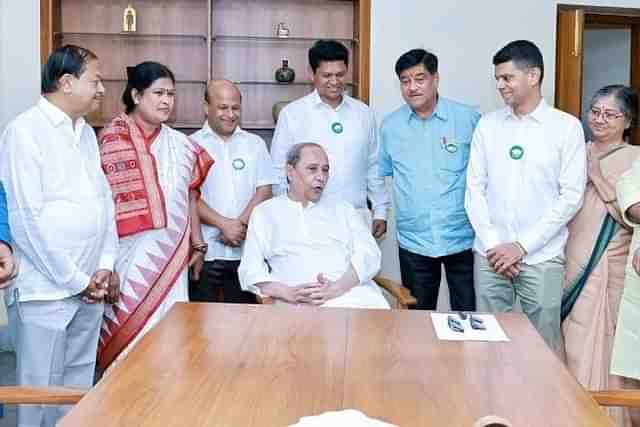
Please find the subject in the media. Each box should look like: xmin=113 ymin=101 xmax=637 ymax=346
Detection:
xmin=272 ymin=100 xmax=292 ymax=124
xmin=275 ymin=59 xmax=295 ymax=84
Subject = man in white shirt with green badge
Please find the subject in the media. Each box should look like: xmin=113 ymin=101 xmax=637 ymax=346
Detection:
xmin=191 ymin=79 xmax=274 ymax=303
xmin=465 ymin=40 xmax=586 ymax=352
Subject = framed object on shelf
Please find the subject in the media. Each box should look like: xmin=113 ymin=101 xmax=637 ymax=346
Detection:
xmin=40 ymin=0 xmax=370 ymax=135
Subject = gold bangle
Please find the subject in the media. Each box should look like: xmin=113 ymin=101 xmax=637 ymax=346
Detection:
xmin=604 ymin=198 xmax=617 ymax=204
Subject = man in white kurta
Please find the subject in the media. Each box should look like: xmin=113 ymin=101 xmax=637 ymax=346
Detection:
xmin=239 ymin=143 xmax=388 ymax=308
xmin=190 ymin=80 xmax=274 ymax=303
xmin=465 ymin=40 xmax=586 ymax=352
xmin=0 ymin=46 xmax=118 ymax=427
xmin=270 ymin=40 xmax=389 ymax=237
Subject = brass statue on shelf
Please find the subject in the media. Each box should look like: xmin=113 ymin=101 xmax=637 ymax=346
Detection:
xmin=276 ymin=22 xmax=290 ymax=38
xmin=123 ymin=4 xmax=137 ymax=32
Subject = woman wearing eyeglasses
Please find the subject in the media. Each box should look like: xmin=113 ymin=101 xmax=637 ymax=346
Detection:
xmin=562 ymin=85 xmax=640 ymax=427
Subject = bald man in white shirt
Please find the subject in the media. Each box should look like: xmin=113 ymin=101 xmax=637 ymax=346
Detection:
xmin=239 ymin=143 xmax=388 ymax=309
xmin=465 ymin=40 xmax=586 ymax=352
xmin=190 ymin=80 xmax=274 ymax=303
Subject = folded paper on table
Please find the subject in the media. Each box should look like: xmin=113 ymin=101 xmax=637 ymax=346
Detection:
xmin=431 ymin=313 xmax=510 ymax=342
xmin=289 ymin=409 xmax=397 ymax=427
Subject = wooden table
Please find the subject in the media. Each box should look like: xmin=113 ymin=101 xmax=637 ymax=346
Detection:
xmin=59 ymin=303 xmax=613 ymax=427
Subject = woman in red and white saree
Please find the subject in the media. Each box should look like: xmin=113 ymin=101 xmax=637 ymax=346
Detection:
xmin=97 ymin=62 xmax=213 ymax=371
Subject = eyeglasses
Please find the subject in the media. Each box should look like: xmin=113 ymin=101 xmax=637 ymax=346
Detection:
xmin=589 ymin=107 xmax=624 ymax=122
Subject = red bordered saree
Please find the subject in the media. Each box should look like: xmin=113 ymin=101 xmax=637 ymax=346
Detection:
xmin=97 ymin=113 xmax=213 ymax=371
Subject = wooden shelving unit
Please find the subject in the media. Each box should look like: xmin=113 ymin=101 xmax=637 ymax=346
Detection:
xmin=40 ymin=0 xmax=370 ymax=136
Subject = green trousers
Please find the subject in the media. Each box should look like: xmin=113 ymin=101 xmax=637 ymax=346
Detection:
xmin=474 ymin=253 xmax=564 ymax=353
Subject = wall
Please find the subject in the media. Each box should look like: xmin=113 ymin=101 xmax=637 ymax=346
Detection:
xmin=371 ymin=0 xmax=640 ymax=287
xmin=0 ymin=0 xmax=40 ymax=133
xmin=581 ymin=27 xmax=631 ymax=138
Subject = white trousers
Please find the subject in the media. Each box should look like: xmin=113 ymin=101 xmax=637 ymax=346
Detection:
xmin=9 ymin=295 xmax=103 ymax=427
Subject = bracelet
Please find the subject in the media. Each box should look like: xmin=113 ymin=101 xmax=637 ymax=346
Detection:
xmin=192 ymin=241 xmax=208 ymax=254
xmin=604 ymin=198 xmax=617 ymax=204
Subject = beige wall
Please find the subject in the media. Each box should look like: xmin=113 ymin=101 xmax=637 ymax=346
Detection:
xmin=0 ymin=0 xmax=40 ymax=132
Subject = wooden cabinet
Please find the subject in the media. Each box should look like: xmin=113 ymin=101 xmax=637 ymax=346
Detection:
xmin=40 ymin=0 xmax=370 ymax=136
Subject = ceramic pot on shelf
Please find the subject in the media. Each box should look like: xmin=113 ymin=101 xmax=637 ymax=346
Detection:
xmin=275 ymin=59 xmax=295 ymax=83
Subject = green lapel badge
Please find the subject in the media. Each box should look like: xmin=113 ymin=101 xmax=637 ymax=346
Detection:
xmin=331 ymin=122 xmax=343 ymax=134
xmin=509 ymin=145 xmax=524 ymax=160
xmin=232 ymin=158 xmax=246 ymax=170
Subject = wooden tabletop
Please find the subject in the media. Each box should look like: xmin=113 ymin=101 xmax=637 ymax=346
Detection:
xmin=59 ymin=303 xmax=613 ymax=427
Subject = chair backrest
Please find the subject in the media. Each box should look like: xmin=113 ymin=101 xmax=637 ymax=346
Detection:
xmin=590 ymin=390 xmax=640 ymax=408
xmin=0 ymin=386 xmax=86 ymax=404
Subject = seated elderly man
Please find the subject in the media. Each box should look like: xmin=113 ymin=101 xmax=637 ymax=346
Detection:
xmin=238 ymin=142 xmax=389 ymax=308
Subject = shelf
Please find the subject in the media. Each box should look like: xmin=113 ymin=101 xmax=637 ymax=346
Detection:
xmin=89 ymin=120 xmax=204 ymax=129
xmin=55 ymin=32 xmax=207 ymax=42
xmin=101 ymin=78 xmax=207 ymax=84
xmin=234 ymin=80 xmax=356 ymax=86
xmin=214 ymin=34 xmax=356 ymax=44
xmin=241 ymin=121 xmax=276 ymax=130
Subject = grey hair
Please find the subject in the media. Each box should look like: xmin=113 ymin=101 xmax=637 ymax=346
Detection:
xmin=285 ymin=142 xmax=324 ymax=168
xmin=590 ymin=85 xmax=638 ymax=141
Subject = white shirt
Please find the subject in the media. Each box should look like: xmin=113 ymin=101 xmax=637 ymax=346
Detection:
xmin=191 ymin=122 xmax=274 ymax=261
xmin=0 ymin=97 xmax=118 ymax=302
xmin=465 ymin=99 xmax=586 ymax=264
xmin=238 ymin=194 xmax=389 ymax=309
xmin=271 ymin=90 xmax=389 ymax=220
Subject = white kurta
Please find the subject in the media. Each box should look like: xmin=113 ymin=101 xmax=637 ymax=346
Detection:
xmin=611 ymin=159 xmax=640 ymax=381
xmin=238 ymin=194 xmax=389 ymax=309
xmin=191 ymin=122 xmax=275 ymax=261
xmin=0 ymin=97 xmax=118 ymax=302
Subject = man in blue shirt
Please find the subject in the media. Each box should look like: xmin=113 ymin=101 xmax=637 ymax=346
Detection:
xmin=0 ymin=181 xmax=15 ymax=287
xmin=379 ymin=49 xmax=480 ymax=310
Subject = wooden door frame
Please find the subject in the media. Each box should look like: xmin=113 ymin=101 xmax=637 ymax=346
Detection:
xmin=555 ymin=6 xmax=640 ymax=144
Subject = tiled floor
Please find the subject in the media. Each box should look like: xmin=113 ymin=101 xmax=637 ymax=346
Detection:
xmin=0 ymin=351 xmax=17 ymax=427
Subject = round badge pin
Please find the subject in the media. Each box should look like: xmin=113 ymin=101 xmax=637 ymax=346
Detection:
xmin=509 ymin=145 xmax=524 ymax=160
xmin=232 ymin=158 xmax=246 ymax=170
xmin=445 ymin=143 xmax=458 ymax=153
xmin=331 ymin=122 xmax=344 ymax=134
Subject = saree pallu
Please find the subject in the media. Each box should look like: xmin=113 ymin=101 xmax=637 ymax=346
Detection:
xmin=97 ymin=114 xmax=213 ymax=371
xmin=562 ymin=143 xmax=640 ymax=427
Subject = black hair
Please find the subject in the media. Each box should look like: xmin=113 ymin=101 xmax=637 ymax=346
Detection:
xmin=41 ymin=44 xmax=98 ymax=94
xmin=395 ymin=49 xmax=438 ymax=77
xmin=591 ymin=85 xmax=639 ymax=141
xmin=308 ymin=40 xmax=349 ymax=73
xmin=493 ymin=40 xmax=544 ymax=84
xmin=122 ymin=61 xmax=176 ymax=114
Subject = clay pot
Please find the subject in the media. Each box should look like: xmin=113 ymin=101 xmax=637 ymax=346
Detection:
xmin=275 ymin=59 xmax=295 ymax=83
